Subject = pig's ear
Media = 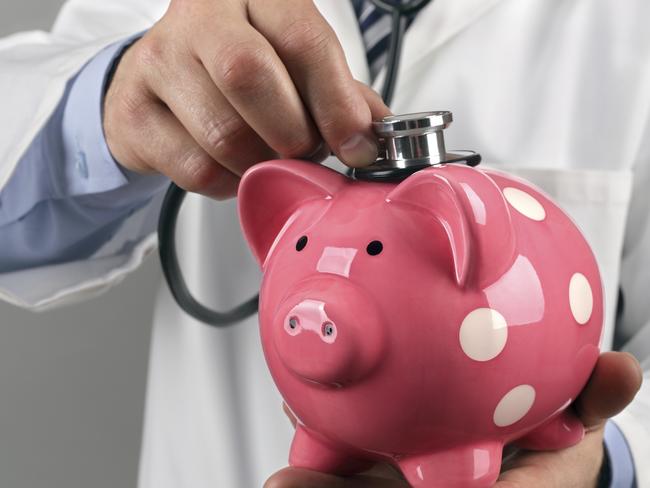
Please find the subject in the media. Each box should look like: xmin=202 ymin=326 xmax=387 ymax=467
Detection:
xmin=238 ymin=160 xmax=346 ymax=266
xmin=386 ymin=165 xmax=517 ymax=288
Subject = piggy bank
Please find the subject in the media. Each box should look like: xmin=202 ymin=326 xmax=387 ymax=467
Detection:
xmin=237 ymin=153 xmax=602 ymax=487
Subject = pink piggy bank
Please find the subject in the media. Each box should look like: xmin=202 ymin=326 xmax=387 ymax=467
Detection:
xmin=237 ymin=159 xmax=602 ymax=488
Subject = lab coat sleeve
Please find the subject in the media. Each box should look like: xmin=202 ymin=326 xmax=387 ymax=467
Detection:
xmin=0 ymin=0 xmax=167 ymax=309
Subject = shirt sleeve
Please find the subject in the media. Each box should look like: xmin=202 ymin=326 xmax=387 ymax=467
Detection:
xmin=601 ymin=420 xmax=638 ymax=488
xmin=0 ymin=34 xmax=169 ymax=273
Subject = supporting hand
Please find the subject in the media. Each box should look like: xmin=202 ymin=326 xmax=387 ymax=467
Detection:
xmin=495 ymin=351 xmax=642 ymax=488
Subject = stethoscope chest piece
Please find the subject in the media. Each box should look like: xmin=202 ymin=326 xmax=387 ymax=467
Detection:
xmin=353 ymin=111 xmax=481 ymax=182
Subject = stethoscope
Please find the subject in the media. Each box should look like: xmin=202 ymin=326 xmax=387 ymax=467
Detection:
xmin=158 ymin=0 xmax=481 ymax=327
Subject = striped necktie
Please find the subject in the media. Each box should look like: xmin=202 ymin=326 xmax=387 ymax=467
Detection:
xmin=351 ymin=0 xmax=418 ymax=81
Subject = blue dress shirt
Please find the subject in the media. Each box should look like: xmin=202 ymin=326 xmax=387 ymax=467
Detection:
xmin=0 ymin=36 xmax=168 ymax=273
xmin=603 ymin=420 xmax=637 ymax=487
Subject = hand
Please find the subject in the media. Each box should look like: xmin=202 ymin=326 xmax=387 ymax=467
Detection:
xmin=265 ymin=352 xmax=643 ymax=488
xmin=104 ymin=0 xmax=390 ymax=199
xmin=496 ymin=351 xmax=642 ymax=488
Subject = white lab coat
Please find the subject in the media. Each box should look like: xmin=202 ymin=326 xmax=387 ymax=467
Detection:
xmin=1 ymin=1 xmax=649 ymax=486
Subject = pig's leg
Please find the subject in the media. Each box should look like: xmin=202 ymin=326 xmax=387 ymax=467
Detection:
xmin=289 ymin=424 xmax=374 ymax=475
xmin=397 ymin=441 xmax=502 ymax=488
xmin=515 ymin=409 xmax=584 ymax=450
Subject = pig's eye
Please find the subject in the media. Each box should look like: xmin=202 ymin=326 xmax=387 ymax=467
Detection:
xmin=296 ymin=235 xmax=308 ymax=251
xmin=366 ymin=240 xmax=383 ymax=256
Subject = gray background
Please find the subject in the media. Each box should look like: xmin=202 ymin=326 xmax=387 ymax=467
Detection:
xmin=0 ymin=2 xmax=160 ymax=487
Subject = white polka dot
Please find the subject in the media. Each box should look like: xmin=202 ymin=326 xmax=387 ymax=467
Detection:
xmin=493 ymin=385 xmax=536 ymax=427
xmin=569 ymin=273 xmax=593 ymax=325
xmin=459 ymin=308 xmax=508 ymax=361
xmin=503 ymin=187 xmax=546 ymax=221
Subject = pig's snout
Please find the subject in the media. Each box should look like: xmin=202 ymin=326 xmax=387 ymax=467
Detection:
xmin=274 ymin=282 xmax=386 ymax=387
xmin=285 ymin=300 xmax=338 ymax=344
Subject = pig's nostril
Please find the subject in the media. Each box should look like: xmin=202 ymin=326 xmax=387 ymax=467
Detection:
xmin=289 ymin=317 xmax=299 ymax=330
xmin=285 ymin=316 xmax=301 ymax=336
xmin=322 ymin=322 xmax=335 ymax=337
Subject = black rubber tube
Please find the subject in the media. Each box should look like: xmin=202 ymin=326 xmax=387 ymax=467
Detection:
xmin=371 ymin=0 xmax=432 ymax=105
xmin=158 ymin=183 xmax=259 ymax=325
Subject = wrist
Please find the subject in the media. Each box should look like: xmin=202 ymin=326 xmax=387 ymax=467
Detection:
xmin=60 ymin=34 xmax=145 ymax=197
xmin=103 ymin=35 xmax=151 ymax=175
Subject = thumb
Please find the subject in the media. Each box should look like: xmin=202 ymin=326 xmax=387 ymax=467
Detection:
xmin=574 ymin=351 xmax=642 ymax=429
xmin=355 ymin=81 xmax=392 ymax=122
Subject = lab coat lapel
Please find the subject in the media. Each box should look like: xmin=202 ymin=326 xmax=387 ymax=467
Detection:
xmin=314 ymin=0 xmax=371 ymax=84
xmin=311 ymin=0 xmax=507 ymax=96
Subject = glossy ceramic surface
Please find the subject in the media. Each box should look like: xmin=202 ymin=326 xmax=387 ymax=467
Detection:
xmin=237 ymin=159 xmax=603 ymax=488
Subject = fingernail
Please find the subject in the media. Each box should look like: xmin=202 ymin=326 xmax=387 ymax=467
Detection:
xmin=339 ymin=133 xmax=378 ymax=167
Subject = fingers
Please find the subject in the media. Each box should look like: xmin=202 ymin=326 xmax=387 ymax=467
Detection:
xmin=575 ymin=351 xmax=643 ymax=429
xmin=495 ymin=427 xmax=606 ymax=488
xmin=264 ymin=467 xmax=408 ymax=488
xmin=250 ymin=0 xmax=386 ymax=167
xmin=495 ymin=352 xmax=642 ymax=488
xmin=105 ymin=0 xmax=391 ymax=201
xmin=105 ymin=86 xmax=238 ymax=199
xmin=290 ymin=82 xmax=389 ymax=165
xmin=140 ymin=41 xmax=279 ymax=175
xmin=356 ymin=80 xmax=392 ymax=120
xmin=193 ymin=17 xmax=324 ymax=159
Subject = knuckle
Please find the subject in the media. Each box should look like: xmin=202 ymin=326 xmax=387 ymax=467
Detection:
xmin=278 ymin=18 xmax=331 ymax=63
xmin=276 ymin=134 xmax=319 ymax=158
xmin=203 ymin=115 xmax=249 ymax=164
xmin=104 ymin=89 xmax=153 ymax=171
xmin=178 ymin=150 xmax=221 ymax=193
xmin=318 ymin=93 xmax=366 ymax=140
xmin=214 ymin=43 xmax=273 ymax=94
xmin=315 ymin=107 xmax=342 ymax=138
xmin=117 ymin=90 xmax=150 ymax=127
xmin=133 ymin=35 xmax=166 ymax=69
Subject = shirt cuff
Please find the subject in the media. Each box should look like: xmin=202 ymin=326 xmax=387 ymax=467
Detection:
xmin=602 ymin=420 xmax=637 ymax=488
xmin=59 ymin=32 xmax=167 ymax=198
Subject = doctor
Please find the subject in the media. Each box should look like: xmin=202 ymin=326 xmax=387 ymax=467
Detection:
xmin=0 ymin=0 xmax=648 ymax=487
